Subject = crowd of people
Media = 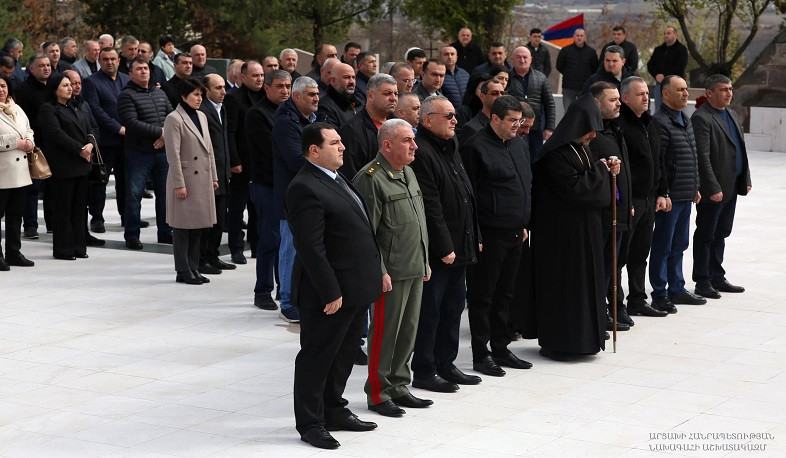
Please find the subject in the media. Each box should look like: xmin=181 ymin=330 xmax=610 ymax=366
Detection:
xmin=0 ymin=25 xmax=752 ymax=450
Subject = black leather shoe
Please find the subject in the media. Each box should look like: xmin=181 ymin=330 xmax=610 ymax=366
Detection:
xmin=0 ymin=257 xmax=9 ymax=271
xmin=695 ymin=283 xmax=721 ymax=299
xmin=670 ymin=291 xmax=707 ymax=305
xmin=192 ymin=270 xmax=210 ymax=283
xmin=6 ymin=254 xmax=34 ymax=267
xmin=75 ymin=253 xmax=89 ymax=259
xmin=86 ymin=234 xmax=105 ymax=246
xmin=617 ymin=305 xmax=635 ymax=326
xmin=473 ymin=355 xmax=506 ymax=377
xmin=627 ymin=301 xmax=668 ymax=317
xmin=254 ymin=295 xmax=278 ymax=310
xmin=606 ymin=317 xmax=630 ymax=331
xmin=712 ymin=279 xmax=745 ymax=293
xmin=652 ymin=296 xmax=678 ymax=314
xmin=125 ymin=239 xmax=143 ymax=250
xmin=605 ymin=331 xmax=610 ymax=340
xmin=140 ymin=220 xmax=150 ymax=228
xmin=90 ymin=221 xmax=106 ymax=233
xmin=157 ymin=233 xmax=173 ymax=244
xmin=198 ymin=263 xmax=222 ymax=275
xmin=368 ymin=399 xmax=405 ymax=417
xmin=209 ymin=259 xmax=236 ymax=270
xmin=231 ymin=253 xmax=247 ymax=264
xmin=492 ymin=351 xmax=533 ymax=369
xmin=392 ymin=392 xmax=433 ymax=408
xmin=412 ymin=374 xmax=459 ymax=393
xmin=326 ymin=414 xmax=377 ymax=432
xmin=355 ymin=347 xmax=368 ymax=365
xmin=438 ymin=366 xmax=481 ymax=385
xmin=300 ymin=425 xmax=339 ymax=449
xmin=539 ymin=347 xmax=578 ymax=362
xmin=176 ymin=272 xmax=202 ymax=285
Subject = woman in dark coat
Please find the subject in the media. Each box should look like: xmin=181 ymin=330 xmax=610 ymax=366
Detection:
xmin=38 ymin=73 xmax=95 ymax=260
xmin=531 ymin=93 xmax=619 ymax=361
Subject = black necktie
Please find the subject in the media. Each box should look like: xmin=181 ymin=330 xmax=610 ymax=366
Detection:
xmin=335 ymin=175 xmax=368 ymax=221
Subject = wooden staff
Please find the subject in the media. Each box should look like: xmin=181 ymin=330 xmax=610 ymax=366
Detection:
xmin=609 ymin=155 xmax=618 ymax=353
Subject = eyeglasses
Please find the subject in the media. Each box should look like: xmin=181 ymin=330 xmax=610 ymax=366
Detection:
xmin=508 ymin=118 xmax=523 ymax=126
xmin=428 ymin=112 xmax=456 ymax=120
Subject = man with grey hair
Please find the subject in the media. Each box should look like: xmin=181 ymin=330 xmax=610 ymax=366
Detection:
xmin=1 ymin=38 xmax=26 ymax=85
xmin=395 ymin=92 xmax=420 ymax=129
xmin=60 ymin=37 xmax=78 ymax=65
xmin=272 ymin=76 xmax=321 ymax=323
xmin=353 ymin=118 xmax=432 ymax=416
xmin=227 ymin=59 xmax=244 ymax=91
xmin=690 ymin=74 xmax=751 ymax=299
xmin=190 ymin=44 xmax=217 ymax=79
xmin=280 ymin=48 xmax=300 ymax=79
xmin=338 ymin=73 xmax=398 ymax=178
xmin=118 ymin=35 xmax=139 ymax=74
xmin=316 ymin=63 xmax=361 ymax=128
xmin=246 ymin=69 xmax=292 ymax=310
xmin=73 ymin=40 xmax=100 ymax=79
xmin=98 ymin=34 xmax=115 ymax=50
xmin=581 ymin=45 xmax=630 ymax=93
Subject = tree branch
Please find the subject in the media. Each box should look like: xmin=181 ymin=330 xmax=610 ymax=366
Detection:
xmin=322 ymin=6 xmax=372 ymax=27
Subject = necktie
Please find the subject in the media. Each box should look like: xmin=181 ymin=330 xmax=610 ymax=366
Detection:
xmin=335 ymin=175 xmax=368 ymax=221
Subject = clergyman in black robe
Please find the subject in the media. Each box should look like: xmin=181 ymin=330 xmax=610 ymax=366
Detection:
xmin=530 ymin=93 xmax=616 ymax=361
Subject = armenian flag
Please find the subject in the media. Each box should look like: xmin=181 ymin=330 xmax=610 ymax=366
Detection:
xmin=543 ymin=14 xmax=584 ymax=48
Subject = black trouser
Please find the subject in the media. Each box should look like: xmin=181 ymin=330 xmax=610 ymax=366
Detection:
xmin=603 ymin=230 xmax=625 ymax=309
xmin=23 ymin=179 xmax=53 ymax=232
xmin=90 ymin=144 xmax=123 ymax=223
xmin=613 ymin=196 xmax=656 ymax=306
xmin=227 ymin=183 xmax=256 ymax=256
xmin=412 ymin=266 xmax=466 ymax=379
xmin=173 ymin=228 xmax=202 ymax=274
xmin=295 ymin=302 xmax=368 ymax=433
xmin=510 ymin=238 xmax=536 ymax=338
xmin=468 ymin=228 xmax=523 ymax=361
xmin=200 ymin=194 xmax=227 ymax=263
xmin=52 ymin=175 xmax=88 ymax=258
xmin=0 ymin=186 xmax=26 ymax=258
xmin=692 ymin=195 xmax=737 ymax=285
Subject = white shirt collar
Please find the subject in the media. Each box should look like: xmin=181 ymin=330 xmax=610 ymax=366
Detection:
xmin=310 ymin=161 xmax=337 ymax=180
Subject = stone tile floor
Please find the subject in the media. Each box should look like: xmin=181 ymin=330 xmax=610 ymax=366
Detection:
xmin=0 ymin=151 xmax=784 ymax=457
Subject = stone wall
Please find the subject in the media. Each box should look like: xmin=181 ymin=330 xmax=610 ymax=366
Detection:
xmin=732 ymin=28 xmax=786 ymax=131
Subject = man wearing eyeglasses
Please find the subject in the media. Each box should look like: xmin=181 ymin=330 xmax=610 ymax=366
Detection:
xmin=458 ymin=80 xmax=506 ymax=147
xmin=410 ymin=95 xmax=482 ymax=393
xmin=389 ymin=62 xmax=416 ymax=94
xmin=413 ymin=59 xmax=445 ymax=102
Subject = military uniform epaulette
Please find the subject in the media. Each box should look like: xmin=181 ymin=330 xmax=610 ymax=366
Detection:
xmin=366 ymin=161 xmax=382 ymax=175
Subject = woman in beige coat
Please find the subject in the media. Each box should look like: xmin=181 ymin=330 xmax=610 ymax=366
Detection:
xmin=0 ymin=74 xmax=36 ymax=270
xmin=164 ymin=77 xmax=218 ymax=285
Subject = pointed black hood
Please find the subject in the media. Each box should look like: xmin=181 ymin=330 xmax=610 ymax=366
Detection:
xmin=535 ymin=93 xmax=603 ymax=162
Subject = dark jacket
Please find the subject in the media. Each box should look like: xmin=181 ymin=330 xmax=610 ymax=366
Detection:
xmin=72 ymin=95 xmax=100 ymax=145
xmin=245 ymin=95 xmax=280 ymax=187
xmin=458 ymin=111 xmax=489 ymax=148
xmin=471 ymin=60 xmax=512 ymax=76
xmin=162 ymin=75 xmax=182 ymax=112
xmin=0 ymin=48 xmax=26 ymax=86
xmin=14 ymin=76 xmax=48 ymax=135
xmin=526 ymin=43 xmax=551 ymax=76
xmin=355 ymin=71 xmax=370 ymax=105
xmin=507 ymin=68 xmax=555 ymax=132
xmin=653 ymin=105 xmax=700 ymax=202
xmin=82 ymin=70 xmax=131 ymax=147
xmin=37 ymin=102 xmax=94 ymax=178
xmin=225 ymin=85 xmax=262 ymax=189
xmin=272 ymin=98 xmax=314 ymax=220
xmin=316 ymin=84 xmax=362 ymax=129
xmin=647 ymin=40 xmax=689 ymax=79
xmin=198 ymin=100 xmax=231 ymax=195
xmin=286 ymin=161 xmax=382 ymax=309
xmin=691 ymin=102 xmax=751 ymax=203
xmin=338 ymin=108 xmax=381 ymax=179
xmin=410 ymin=127 xmax=479 ymax=268
xmin=600 ymin=40 xmax=639 ymax=75
xmin=618 ymin=102 xmax=665 ymax=198
xmin=450 ymin=40 xmax=485 ymax=74
xmin=581 ymin=66 xmax=632 ymax=94
xmin=413 ymin=82 xmax=441 ymax=102
xmin=117 ymin=81 xmax=173 ymax=153
xmin=191 ymin=64 xmax=218 ymax=80
xmin=441 ymin=66 xmax=470 ymax=109
xmin=460 ymin=125 xmax=532 ymax=230
xmin=556 ymin=43 xmax=599 ymax=91
xmin=589 ymin=118 xmax=633 ymax=232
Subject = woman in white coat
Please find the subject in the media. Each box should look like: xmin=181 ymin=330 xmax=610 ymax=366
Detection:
xmin=0 ymin=74 xmax=36 ymax=270
xmin=164 ymin=77 xmax=218 ymax=285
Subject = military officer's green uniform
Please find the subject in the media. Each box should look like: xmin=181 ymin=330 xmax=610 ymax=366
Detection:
xmin=352 ymin=152 xmax=429 ymax=406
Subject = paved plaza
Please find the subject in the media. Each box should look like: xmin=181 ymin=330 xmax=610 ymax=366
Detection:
xmin=0 ymin=151 xmax=784 ymax=457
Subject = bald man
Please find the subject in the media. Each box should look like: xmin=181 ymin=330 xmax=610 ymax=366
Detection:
xmin=190 ymin=44 xmax=217 ymax=79
xmin=317 ymin=63 xmax=361 ymax=128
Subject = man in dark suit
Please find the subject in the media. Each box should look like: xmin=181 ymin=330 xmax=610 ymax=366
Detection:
xmin=82 ymin=48 xmax=131 ymax=231
xmin=691 ymin=74 xmax=751 ymax=298
xmin=197 ymin=74 xmax=236 ymax=274
xmin=288 ymin=122 xmax=382 ymax=449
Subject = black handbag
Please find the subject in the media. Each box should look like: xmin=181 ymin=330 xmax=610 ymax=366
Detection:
xmin=87 ymin=134 xmax=110 ymax=185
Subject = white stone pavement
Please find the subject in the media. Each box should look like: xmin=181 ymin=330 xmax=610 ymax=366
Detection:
xmin=0 ymin=151 xmax=784 ymax=457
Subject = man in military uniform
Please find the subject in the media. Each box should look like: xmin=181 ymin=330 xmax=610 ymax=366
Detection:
xmin=352 ymin=119 xmax=432 ymax=417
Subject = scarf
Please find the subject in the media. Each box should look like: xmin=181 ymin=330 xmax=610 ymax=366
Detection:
xmin=0 ymin=97 xmax=16 ymax=122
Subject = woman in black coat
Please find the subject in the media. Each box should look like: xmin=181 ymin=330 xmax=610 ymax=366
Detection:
xmin=38 ymin=73 xmax=95 ymax=260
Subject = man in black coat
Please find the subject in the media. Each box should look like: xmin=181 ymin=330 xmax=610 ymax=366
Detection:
xmin=450 ymin=28 xmax=485 ymax=73
xmin=246 ymin=69 xmax=292 ymax=311
xmin=197 ymin=74 xmax=235 ymax=274
xmin=588 ymin=82 xmax=634 ymax=332
xmin=289 ymin=122 xmax=381 ymax=450
xmin=599 ymin=26 xmax=639 ymax=76
xmin=460 ymin=96 xmax=533 ymax=377
xmin=615 ymin=76 xmax=670 ymax=318
xmin=338 ymin=73 xmax=398 ymax=178
xmin=690 ymin=75 xmax=751 ymax=298
xmin=410 ymin=95 xmax=482 ymax=392
xmin=525 ymin=29 xmax=551 ymax=77
xmin=316 ymin=63 xmax=361 ymax=129
xmin=457 ymin=79 xmax=505 ymax=148
xmin=647 ymin=27 xmax=688 ymax=111
xmin=556 ymin=28 xmax=598 ymax=110
xmin=225 ymin=60 xmax=265 ymax=264
xmin=162 ymin=53 xmax=193 ymax=112
xmin=581 ymin=46 xmax=631 ymax=94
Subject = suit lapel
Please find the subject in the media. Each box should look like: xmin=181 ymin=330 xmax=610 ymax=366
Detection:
xmin=708 ymin=105 xmax=735 ymax=145
xmin=307 ymin=163 xmax=369 ymax=224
